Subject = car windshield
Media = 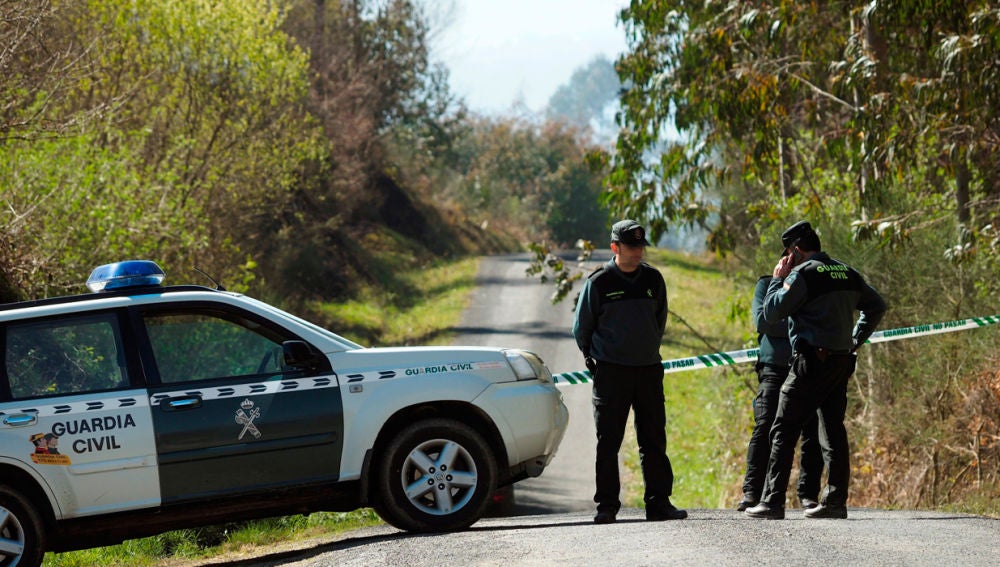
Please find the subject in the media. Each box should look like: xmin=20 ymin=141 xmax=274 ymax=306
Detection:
xmin=239 ymin=295 xmax=365 ymax=351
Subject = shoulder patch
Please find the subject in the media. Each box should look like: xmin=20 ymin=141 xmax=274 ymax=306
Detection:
xmin=792 ymin=258 xmax=823 ymax=274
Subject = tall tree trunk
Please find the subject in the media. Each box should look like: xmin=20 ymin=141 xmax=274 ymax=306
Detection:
xmin=851 ymin=15 xmax=869 ymax=220
xmin=778 ymin=125 xmax=797 ymax=202
xmin=955 ymin=154 xmax=971 ymax=224
xmin=854 ymin=9 xmax=889 ymax=219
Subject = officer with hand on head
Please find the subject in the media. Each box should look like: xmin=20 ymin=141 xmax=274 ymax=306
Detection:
xmin=573 ymin=219 xmax=686 ymax=524
xmin=746 ymin=221 xmax=887 ymax=520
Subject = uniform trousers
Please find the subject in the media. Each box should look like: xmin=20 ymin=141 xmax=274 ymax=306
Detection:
xmin=592 ymin=361 xmax=673 ymax=512
xmin=743 ymin=363 xmax=823 ymax=502
xmin=761 ymin=349 xmax=857 ymax=508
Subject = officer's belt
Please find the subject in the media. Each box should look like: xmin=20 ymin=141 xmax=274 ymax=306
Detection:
xmin=795 ymin=342 xmax=853 ymax=362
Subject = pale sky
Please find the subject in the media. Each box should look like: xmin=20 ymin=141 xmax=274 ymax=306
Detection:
xmin=434 ymin=0 xmax=628 ymax=115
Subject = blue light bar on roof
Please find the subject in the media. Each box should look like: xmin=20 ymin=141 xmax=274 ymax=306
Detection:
xmin=86 ymin=260 xmax=166 ymax=292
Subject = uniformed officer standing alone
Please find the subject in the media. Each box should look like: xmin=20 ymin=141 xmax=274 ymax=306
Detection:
xmin=573 ymin=219 xmax=687 ymax=524
xmin=746 ymin=221 xmax=887 ymax=520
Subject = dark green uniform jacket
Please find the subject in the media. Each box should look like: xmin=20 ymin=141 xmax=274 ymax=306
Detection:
xmin=753 ymin=275 xmax=792 ymax=366
xmin=763 ymin=252 xmax=887 ymax=352
xmin=573 ymin=258 xmax=667 ymax=366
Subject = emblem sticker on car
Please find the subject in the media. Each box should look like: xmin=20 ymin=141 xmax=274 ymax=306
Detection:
xmin=29 ymin=432 xmax=72 ymax=465
xmin=235 ymin=399 xmax=262 ymax=440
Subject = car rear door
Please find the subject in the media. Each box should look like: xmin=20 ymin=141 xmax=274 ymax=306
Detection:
xmin=136 ymin=303 xmax=343 ymax=504
xmin=0 ymin=310 xmax=160 ymax=518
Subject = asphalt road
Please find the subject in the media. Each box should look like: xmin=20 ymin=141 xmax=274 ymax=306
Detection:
xmin=451 ymin=251 xmax=607 ymax=515
xmin=189 ymin=253 xmax=999 ymax=566
xmin=196 ymin=508 xmax=1000 ymax=567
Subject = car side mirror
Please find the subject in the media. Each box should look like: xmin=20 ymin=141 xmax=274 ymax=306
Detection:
xmin=282 ymin=340 xmax=327 ymax=372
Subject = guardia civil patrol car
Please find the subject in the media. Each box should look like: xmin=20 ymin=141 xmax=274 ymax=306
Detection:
xmin=0 ymin=261 xmax=568 ymax=566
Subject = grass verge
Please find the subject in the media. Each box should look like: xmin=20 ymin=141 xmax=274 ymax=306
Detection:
xmin=307 ymin=257 xmax=480 ymax=347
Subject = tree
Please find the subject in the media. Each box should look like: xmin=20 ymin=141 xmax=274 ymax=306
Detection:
xmin=609 ymin=1 xmax=999 ymax=254
xmin=545 ymin=55 xmax=621 ymax=144
xmin=0 ymin=0 xmax=80 ymax=142
xmin=440 ymin=115 xmax=608 ymax=247
xmin=608 ymin=0 xmax=1000 ymax=511
xmin=252 ymin=0 xmax=472 ymax=300
xmin=0 ymin=0 xmax=317 ymax=297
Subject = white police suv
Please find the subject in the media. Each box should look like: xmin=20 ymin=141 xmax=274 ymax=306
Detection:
xmin=0 ymin=261 xmax=568 ymax=566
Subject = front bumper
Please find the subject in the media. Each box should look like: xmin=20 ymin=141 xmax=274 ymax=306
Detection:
xmin=474 ymin=380 xmax=569 ymax=478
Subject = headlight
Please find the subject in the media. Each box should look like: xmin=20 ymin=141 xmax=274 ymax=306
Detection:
xmin=503 ymin=349 xmax=552 ymax=383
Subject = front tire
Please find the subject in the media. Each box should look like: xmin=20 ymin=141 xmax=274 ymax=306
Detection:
xmin=374 ymin=418 xmax=497 ymax=532
xmin=0 ymin=485 xmax=46 ymax=567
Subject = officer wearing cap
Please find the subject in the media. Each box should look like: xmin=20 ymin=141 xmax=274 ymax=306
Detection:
xmin=746 ymin=221 xmax=887 ymax=520
xmin=573 ymin=219 xmax=686 ymax=524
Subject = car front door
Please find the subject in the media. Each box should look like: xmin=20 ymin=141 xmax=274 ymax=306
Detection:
xmin=137 ymin=304 xmax=343 ymax=504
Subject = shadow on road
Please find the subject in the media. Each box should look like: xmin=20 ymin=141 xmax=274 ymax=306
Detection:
xmin=190 ymin=515 xmax=601 ymax=567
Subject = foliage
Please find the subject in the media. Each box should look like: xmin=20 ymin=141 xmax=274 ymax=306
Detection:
xmin=253 ymin=0 xmax=484 ymax=303
xmin=1 ymin=0 xmax=595 ymax=310
xmin=0 ymin=0 xmax=318 ymax=298
xmin=525 ymin=239 xmax=595 ymax=306
xmin=438 ymin=115 xmax=610 ymax=246
xmin=1 ymin=0 xmax=79 ymax=141
xmin=306 ymin=256 xmax=479 ymax=347
xmin=44 ymin=510 xmax=383 ymax=566
xmin=610 ymin=1 xmax=999 ymax=250
xmin=608 ymin=0 xmax=1000 ymax=513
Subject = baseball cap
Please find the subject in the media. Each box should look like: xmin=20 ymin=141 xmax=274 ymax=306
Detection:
xmin=780 ymin=221 xmax=820 ymax=255
xmin=611 ymin=219 xmax=651 ymax=247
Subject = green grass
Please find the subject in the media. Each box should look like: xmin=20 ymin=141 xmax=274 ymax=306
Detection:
xmin=308 ymin=257 xmax=480 ymax=347
xmin=44 ymin=511 xmax=384 ymax=567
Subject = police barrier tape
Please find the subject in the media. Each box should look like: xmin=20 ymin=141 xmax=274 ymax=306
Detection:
xmin=551 ymin=314 xmax=1000 ymax=386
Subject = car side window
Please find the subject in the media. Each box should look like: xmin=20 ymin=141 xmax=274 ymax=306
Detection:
xmin=5 ymin=313 xmax=128 ymax=399
xmin=144 ymin=310 xmax=286 ymax=383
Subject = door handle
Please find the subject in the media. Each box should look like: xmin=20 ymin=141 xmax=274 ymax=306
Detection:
xmin=2 ymin=413 xmax=38 ymax=427
xmin=163 ymin=395 xmax=203 ymax=411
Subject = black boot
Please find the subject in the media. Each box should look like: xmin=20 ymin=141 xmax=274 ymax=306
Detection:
xmin=744 ymin=502 xmax=785 ymax=519
xmin=646 ymin=498 xmax=687 ymax=521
